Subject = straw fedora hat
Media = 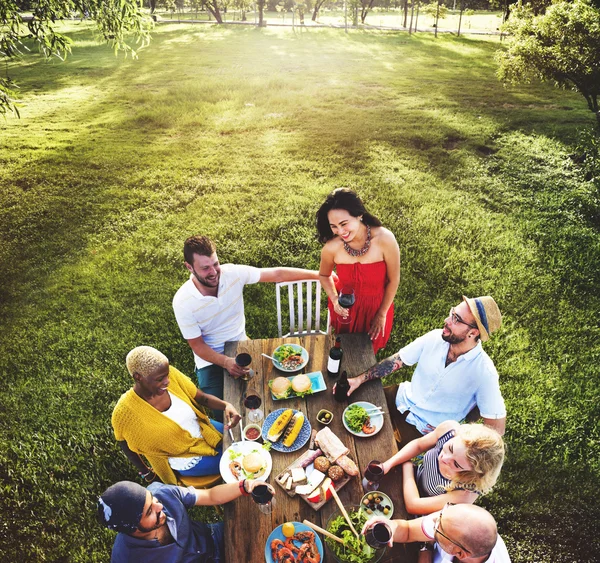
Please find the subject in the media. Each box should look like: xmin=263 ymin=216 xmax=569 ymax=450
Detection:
xmin=462 ymin=296 xmax=502 ymax=342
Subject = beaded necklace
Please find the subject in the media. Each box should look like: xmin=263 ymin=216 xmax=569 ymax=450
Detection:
xmin=343 ymin=224 xmax=371 ymax=257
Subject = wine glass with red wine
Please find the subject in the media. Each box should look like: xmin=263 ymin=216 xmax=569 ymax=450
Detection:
xmin=337 ymin=285 xmax=355 ymax=325
xmin=243 ymin=381 xmax=263 ymax=423
xmin=362 ymin=460 xmax=384 ymax=492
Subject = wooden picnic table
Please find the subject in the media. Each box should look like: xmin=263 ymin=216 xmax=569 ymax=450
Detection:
xmin=223 ymin=333 xmax=418 ymax=563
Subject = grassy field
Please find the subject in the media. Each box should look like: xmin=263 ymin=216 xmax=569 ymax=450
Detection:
xmin=1 ymin=22 xmax=599 ymax=562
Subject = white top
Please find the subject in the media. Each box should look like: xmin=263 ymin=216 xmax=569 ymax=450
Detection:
xmin=395 ymin=329 xmax=506 ymax=433
xmin=162 ymin=392 xmax=203 ymax=471
xmin=421 ymin=513 xmax=511 ymax=563
xmin=172 ymin=263 xmax=261 ymax=369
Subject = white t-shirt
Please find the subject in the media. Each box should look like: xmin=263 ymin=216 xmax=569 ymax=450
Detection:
xmin=162 ymin=392 xmax=203 ymax=471
xmin=173 ymin=263 xmax=261 ymax=369
xmin=421 ymin=512 xmax=511 ymax=563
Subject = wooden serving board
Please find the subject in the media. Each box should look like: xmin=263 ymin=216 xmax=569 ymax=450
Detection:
xmin=274 ymin=448 xmax=354 ymax=511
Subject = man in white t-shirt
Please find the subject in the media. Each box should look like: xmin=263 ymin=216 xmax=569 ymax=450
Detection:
xmin=338 ymin=295 xmax=506 ymax=444
xmin=362 ymin=503 xmax=511 ymax=563
xmin=173 ymin=235 xmax=322 ymax=407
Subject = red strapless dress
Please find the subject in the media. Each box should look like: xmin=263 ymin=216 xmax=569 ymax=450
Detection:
xmin=328 ymin=261 xmax=394 ymax=354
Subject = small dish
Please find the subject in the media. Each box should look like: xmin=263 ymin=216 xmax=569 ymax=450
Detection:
xmin=342 ymin=401 xmax=384 ymax=438
xmin=243 ymin=423 xmax=262 ymax=441
xmin=360 ymin=491 xmax=394 ymax=519
xmin=317 ymin=409 xmax=333 ymax=425
xmin=271 ymin=344 xmax=309 ymax=372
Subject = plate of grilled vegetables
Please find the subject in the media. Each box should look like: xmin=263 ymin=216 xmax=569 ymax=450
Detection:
xmin=262 ymin=408 xmax=311 ymax=452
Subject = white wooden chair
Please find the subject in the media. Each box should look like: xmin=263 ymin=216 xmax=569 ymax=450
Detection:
xmin=276 ymin=280 xmax=330 ymax=338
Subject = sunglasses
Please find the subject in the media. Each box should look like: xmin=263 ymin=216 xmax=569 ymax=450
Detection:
xmin=434 ymin=503 xmax=472 ymax=555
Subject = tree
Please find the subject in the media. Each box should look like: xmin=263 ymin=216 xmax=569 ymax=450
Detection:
xmin=311 ymin=0 xmax=327 ymax=21
xmin=203 ymin=0 xmax=224 ymax=22
xmin=497 ymin=0 xmax=600 ymax=128
xmin=359 ymin=0 xmax=377 ymax=23
xmin=0 ymin=0 xmax=152 ymax=117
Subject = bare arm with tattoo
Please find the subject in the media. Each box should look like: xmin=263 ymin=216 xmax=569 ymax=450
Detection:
xmin=342 ymin=352 xmax=405 ymax=397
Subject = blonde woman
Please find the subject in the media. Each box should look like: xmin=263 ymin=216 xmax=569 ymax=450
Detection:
xmin=112 ymin=346 xmax=240 ymax=487
xmin=381 ymin=420 xmax=505 ymax=515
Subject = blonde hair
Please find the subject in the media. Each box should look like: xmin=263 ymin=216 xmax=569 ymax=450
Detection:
xmin=125 ymin=346 xmax=168 ymax=378
xmin=446 ymin=424 xmax=505 ymax=494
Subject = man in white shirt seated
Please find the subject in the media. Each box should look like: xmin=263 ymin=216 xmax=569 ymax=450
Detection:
xmin=173 ymin=235 xmax=325 ymax=409
xmin=338 ymin=295 xmax=506 ymax=444
xmin=362 ymin=503 xmax=511 ymax=563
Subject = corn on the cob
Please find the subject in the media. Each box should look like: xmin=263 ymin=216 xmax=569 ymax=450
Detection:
xmin=267 ymin=409 xmax=294 ymax=442
xmin=282 ymin=412 xmax=305 ymax=447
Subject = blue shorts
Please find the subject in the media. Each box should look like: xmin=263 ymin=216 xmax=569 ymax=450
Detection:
xmin=177 ymin=420 xmax=223 ymax=477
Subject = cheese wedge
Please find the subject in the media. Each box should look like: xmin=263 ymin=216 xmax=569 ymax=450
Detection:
xmin=295 ymin=470 xmax=326 ymax=496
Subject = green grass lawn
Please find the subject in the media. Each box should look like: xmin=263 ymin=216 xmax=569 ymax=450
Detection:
xmin=1 ymin=22 xmax=598 ymax=562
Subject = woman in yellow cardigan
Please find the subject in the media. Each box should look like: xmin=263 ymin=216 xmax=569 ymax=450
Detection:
xmin=112 ymin=346 xmax=241 ymax=486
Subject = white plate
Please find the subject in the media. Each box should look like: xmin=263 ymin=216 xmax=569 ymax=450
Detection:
xmin=342 ymin=401 xmax=384 ymax=437
xmin=360 ymin=491 xmax=394 ymax=519
xmin=271 ymin=344 xmax=309 ymax=372
xmin=219 ymin=441 xmax=272 ymax=484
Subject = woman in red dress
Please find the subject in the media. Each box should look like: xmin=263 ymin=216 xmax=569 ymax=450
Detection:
xmin=316 ymin=189 xmax=400 ymax=353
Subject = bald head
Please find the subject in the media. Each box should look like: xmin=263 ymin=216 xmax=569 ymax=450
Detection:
xmin=443 ymin=504 xmax=497 ymax=558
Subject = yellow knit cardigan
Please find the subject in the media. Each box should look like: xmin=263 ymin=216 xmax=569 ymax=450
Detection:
xmin=112 ymin=366 xmax=223 ymax=485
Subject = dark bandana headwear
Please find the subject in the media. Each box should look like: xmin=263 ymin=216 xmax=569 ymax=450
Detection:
xmin=97 ymin=481 xmax=148 ymax=534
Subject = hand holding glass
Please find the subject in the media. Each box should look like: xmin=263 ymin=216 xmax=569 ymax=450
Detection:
xmin=337 ymin=286 xmax=355 ymax=325
xmin=362 ymin=460 xmax=384 ymax=492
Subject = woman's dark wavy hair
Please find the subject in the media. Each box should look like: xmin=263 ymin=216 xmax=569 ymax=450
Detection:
xmin=316 ymin=188 xmax=382 ymax=244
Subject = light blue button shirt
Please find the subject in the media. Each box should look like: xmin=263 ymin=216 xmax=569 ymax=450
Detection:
xmin=395 ymin=329 xmax=506 ymax=433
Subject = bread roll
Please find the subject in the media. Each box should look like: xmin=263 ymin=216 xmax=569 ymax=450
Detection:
xmin=291 ymin=374 xmax=311 ymax=393
xmin=271 ymin=376 xmax=291 ymax=398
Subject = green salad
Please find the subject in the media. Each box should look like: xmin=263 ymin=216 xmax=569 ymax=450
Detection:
xmin=326 ymin=509 xmax=377 ymax=563
xmin=273 ymin=345 xmax=301 ymax=363
xmin=344 ymin=404 xmax=369 ymax=433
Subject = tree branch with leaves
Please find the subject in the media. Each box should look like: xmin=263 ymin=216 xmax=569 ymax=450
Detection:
xmin=496 ymin=0 xmax=600 ymax=128
xmin=0 ymin=0 xmax=153 ymax=117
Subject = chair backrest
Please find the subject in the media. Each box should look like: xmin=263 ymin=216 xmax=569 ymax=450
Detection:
xmin=276 ymin=280 xmax=330 ymax=338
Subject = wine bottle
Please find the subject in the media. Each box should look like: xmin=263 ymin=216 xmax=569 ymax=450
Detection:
xmin=334 ymin=370 xmax=350 ymax=402
xmin=327 ymin=336 xmax=343 ymax=378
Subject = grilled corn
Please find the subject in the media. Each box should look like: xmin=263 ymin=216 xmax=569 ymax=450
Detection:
xmin=282 ymin=412 xmax=305 ymax=447
xmin=267 ymin=409 xmax=294 ymax=442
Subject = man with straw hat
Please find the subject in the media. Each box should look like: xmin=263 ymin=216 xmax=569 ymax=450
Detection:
xmin=338 ymin=296 xmax=506 ymax=445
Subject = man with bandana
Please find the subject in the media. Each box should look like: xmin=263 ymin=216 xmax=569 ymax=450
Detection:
xmin=337 ymin=296 xmax=506 ymax=445
xmin=173 ymin=235 xmax=325 ymax=400
xmin=97 ymin=478 xmax=274 ymax=562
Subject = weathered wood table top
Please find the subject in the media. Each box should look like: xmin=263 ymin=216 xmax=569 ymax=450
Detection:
xmin=223 ymin=333 xmax=417 ymax=563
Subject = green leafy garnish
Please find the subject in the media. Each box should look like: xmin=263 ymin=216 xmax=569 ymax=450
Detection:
xmin=273 ymin=345 xmax=300 ymax=363
xmin=326 ymin=509 xmax=377 ymax=562
xmin=345 ymin=405 xmax=369 ymax=433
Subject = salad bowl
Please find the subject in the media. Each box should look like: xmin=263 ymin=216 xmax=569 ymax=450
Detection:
xmin=324 ymin=504 xmax=386 ymax=563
